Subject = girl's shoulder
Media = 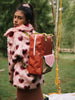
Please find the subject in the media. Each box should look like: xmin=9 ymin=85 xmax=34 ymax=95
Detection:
xmin=4 ymin=24 xmax=34 ymax=37
xmin=4 ymin=27 xmax=16 ymax=37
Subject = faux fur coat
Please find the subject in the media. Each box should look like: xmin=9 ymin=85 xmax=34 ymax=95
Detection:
xmin=4 ymin=24 xmax=44 ymax=90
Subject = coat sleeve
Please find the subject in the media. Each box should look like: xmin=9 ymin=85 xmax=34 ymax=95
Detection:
xmin=7 ymin=33 xmax=15 ymax=83
xmin=6 ymin=30 xmax=30 ymax=82
xmin=12 ymin=31 xmax=30 ymax=62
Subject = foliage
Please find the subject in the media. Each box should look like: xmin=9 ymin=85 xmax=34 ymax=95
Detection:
xmin=30 ymin=0 xmax=55 ymax=33
xmin=61 ymin=0 xmax=75 ymax=48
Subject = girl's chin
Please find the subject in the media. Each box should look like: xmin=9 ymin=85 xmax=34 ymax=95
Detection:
xmin=14 ymin=24 xmax=23 ymax=27
xmin=14 ymin=24 xmax=18 ymax=27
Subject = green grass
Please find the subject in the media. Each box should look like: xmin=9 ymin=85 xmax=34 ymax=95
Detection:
xmin=0 ymin=57 xmax=16 ymax=100
xmin=42 ymin=53 xmax=75 ymax=94
xmin=0 ymin=53 xmax=75 ymax=99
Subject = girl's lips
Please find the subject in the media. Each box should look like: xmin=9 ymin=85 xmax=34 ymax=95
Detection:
xmin=14 ymin=23 xmax=18 ymax=27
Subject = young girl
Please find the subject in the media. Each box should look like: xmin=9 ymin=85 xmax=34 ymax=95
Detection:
xmin=4 ymin=3 xmax=44 ymax=100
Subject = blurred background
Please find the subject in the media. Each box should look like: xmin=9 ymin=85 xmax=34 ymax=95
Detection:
xmin=0 ymin=0 xmax=75 ymax=100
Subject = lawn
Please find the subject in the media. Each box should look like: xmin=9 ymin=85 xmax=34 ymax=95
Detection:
xmin=0 ymin=53 xmax=75 ymax=100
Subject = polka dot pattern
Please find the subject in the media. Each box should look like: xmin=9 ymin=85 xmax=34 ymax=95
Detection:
xmin=15 ymin=71 xmax=19 ymax=75
xmin=8 ymin=42 xmax=12 ymax=46
xmin=16 ymin=45 xmax=19 ymax=50
xmin=18 ymin=36 xmax=23 ymax=41
xmin=36 ymin=83 xmax=40 ymax=87
xmin=9 ymin=31 xmax=14 ymax=37
xmin=12 ymin=59 xmax=17 ymax=63
xmin=27 ymin=73 xmax=31 ymax=77
xmin=10 ymin=51 xmax=14 ymax=55
xmin=22 ymin=49 xmax=27 ymax=55
xmin=11 ymin=68 xmax=15 ymax=72
xmin=9 ymin=72 xmax=11 ymax=75
xmin=9 ymin=80 xmax=13 ymax=84
xmin=24 ymin=86 xmax=30 ymax=90
xmin=27 ymin=55 xmax=29 ymax=58
xmin=26 ymin=42 xmax=30 ymax=45
xmin=9 ymin=62 xmax=11 ymax=65
xmin=20 ymin=65 xmax=26 ymax=70
xmin=19 ymin=79 xmax=24 ymax=83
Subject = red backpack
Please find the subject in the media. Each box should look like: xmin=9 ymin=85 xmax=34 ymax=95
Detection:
xmin=27 ymin=33 xmax=54 ymax=75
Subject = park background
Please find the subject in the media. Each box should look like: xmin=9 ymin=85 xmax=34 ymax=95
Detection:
xmin=0 ymin=0 xmax=75 ymax=100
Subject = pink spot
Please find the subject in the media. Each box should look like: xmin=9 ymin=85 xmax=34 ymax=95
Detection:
xmin=9 ymin=81 xmax=13 ymax=84
xmin=9 ymin=62 xmax=11 ymax=65
xmin=10 ymin=51 xmax=14 ymax=55
xmin=18 ymin=36 xmax=23 ymax=41
xmin=9 ymin=72 xmax=11 ymax=75
xmin=20 ymin=66 xmax=26 ymax=70
xmin=12 ymin=59 xmax=17 ymax=63
xmin=26 ymin=61 xmax=29 ymax=64
xmin=22 ymin=49 xmax=27 ymax=55
xmin=36 ymin=83 xmax=40 ymax=87
xmin=16 ymin=45 xmax=19 ymax=49
xmin=15 ymin=71 xmax=19 ymax=75
xmin=43 ymin=80 xmax=44 ymax=83
xmin=27 ymin=73 xmax=31 ymax=77
xmin=24 ymin=86 xmax=30 ymax=90
xmin=19 ymin=30 xmax=25 ymax=32
xmin=32 ymin=78 xmax=36 ymax=83
xmin=9 ymin=31 xmax=14 ymax=37
xmin=11 ymin=68 xmax=15 ymax=72
xmin=26 ymin=42 xmax=30 ymax=45
xmin=8 ymin=42 xmax=12 ymax=46
xmin=26 ymin=23 xmax=29 ymax=27
xmin=28 ymin=55 xmax=29 ymax=58
xmin=30 ymin=29 xmax=33 ymax=32
xmin=14 ymin=85 xmax=17 ymax=87
xmin=19 ymin=79 xmax=24 ymax=83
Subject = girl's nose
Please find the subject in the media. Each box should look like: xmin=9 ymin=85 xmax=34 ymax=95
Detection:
xmin=14 ymin=18 xmax=18 ymax=23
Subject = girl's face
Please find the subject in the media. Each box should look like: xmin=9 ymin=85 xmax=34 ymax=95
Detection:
xmin=13 ymin=10 xmax=26 ymax=27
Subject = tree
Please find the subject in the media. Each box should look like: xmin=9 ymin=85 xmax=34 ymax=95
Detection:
xmin=61 ymin=0 xmax=75 ymax=48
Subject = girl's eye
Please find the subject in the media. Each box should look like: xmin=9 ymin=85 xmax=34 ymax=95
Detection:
xmin=14 ymin=15 xmax=16 ymax=18
xmin=18 ymin=16 xmax=22 ymax=20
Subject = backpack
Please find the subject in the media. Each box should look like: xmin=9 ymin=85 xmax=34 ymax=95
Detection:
xmin=27 ymin=33 xmax=55 ymax=75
